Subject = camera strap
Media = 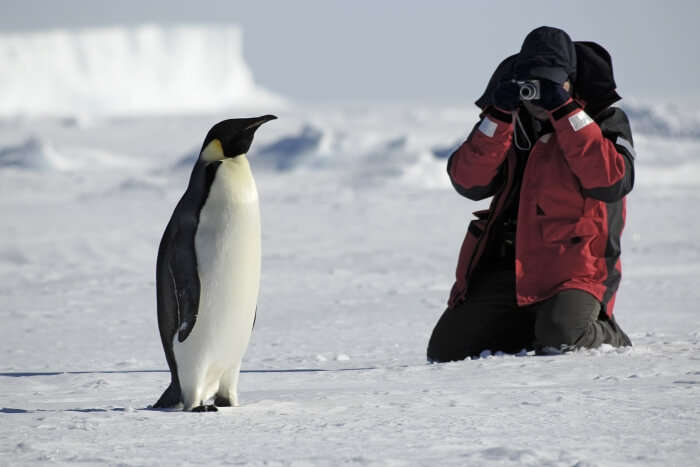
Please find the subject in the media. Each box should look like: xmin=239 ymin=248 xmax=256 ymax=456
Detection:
xmin=513 ymin=113 xmax=532 ymax=151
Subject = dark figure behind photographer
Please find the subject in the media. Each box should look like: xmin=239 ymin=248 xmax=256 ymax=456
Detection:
xmin=428 ymin=27 xmax=634 ymax=361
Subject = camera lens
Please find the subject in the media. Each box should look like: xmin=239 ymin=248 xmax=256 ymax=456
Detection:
xmin=519 ymin=83 xmax=537 ymax=100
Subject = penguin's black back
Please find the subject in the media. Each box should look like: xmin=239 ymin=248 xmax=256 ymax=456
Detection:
xmin=155 ymin=160 xmax=221 ymax=393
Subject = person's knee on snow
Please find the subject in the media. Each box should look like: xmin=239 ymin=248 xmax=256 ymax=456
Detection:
xmin=534 ymin=290 xmax=602 ymax=350
xmin=535 ymin=309 xmax=591 ymax=349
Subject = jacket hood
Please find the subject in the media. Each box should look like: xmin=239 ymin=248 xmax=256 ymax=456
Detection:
xmin=476 ymin=41 xmax=621 ymax=117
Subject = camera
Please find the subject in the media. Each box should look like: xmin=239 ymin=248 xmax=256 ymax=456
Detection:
xmin=515 ymin=79 xmax=540 ymax=101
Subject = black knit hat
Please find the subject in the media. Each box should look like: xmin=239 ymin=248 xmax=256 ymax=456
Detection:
xmin=514 ymin=26 xmax=577 ymax=84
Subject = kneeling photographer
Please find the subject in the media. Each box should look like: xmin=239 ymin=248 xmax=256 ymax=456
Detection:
xmin=428 ymin=26 xmax=635 ymax=361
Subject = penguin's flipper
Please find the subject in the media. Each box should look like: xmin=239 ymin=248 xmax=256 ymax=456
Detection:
xmin=167 ymin=160 xmax=224 ymax=343
xmin=156 ymin=220 xmax=185 ymax=381
xmin=169 ymin=239 xmax=201 ymax=343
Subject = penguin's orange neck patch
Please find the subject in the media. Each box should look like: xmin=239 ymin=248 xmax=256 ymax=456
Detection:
xmin=200 ymin=139 xmax=225 ymax=162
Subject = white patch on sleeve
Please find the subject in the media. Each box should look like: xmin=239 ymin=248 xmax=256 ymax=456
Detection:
xmin=478 ymin=117 xmax=498 ymax=138
xmin=568 ymin=111 xmax=594 ymax=132
xmin=616 ymin=136 xmax=636 ymax=159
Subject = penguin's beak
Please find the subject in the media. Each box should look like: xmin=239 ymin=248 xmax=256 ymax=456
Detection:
xmin=244 ymin=114 xmax=277 ymax=132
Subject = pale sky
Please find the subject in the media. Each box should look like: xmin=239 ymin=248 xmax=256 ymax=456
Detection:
xmin=1 ymin=0 xmax=698 ymax=103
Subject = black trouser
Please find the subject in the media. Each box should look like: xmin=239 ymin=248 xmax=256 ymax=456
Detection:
xmin=427 ymin=268 xmax=631 ymax=362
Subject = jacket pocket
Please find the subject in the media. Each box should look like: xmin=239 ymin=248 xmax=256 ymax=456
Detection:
xmin=541 ymin=217 xmax=598 ymax=243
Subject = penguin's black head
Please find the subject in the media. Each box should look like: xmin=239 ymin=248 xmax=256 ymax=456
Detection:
xmin=199 ymin=115 xmax=277 ymax=162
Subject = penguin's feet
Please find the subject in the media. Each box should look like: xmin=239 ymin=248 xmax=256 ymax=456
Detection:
xmin=214 ymin=396 xmax=232 ymax=407
xmin=191 ymin=404 xmax=218 ymax=412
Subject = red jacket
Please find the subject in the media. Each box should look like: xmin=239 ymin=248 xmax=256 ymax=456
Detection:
xmin=447 ymin=100 xmax=635 ymax=316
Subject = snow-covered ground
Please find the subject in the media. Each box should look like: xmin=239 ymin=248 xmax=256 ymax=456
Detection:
xmin=1 ymin=25 xmax=699 ymax=467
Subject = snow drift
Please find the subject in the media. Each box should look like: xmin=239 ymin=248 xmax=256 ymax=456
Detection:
xmin=254 ymin=125 xmax=325 ymax=171
xmin=0 ymin=24 xmax=283 ymax=117
xmin=622 ymin=102 xmax=700 ymax=139
xmin=0 ymin=137 xmax=68 ymax=170
xmin=138 ymin=100 xmax=700 ymax=194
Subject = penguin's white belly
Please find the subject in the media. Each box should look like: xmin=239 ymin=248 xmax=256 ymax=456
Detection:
xmin=173 ymin=157 xmax=260 ymax=407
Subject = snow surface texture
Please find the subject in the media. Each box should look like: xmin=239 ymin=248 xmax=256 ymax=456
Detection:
xmin=1 ymin=25 xmax=699 ymax=467
xmin=1 ymin=101 xmax=699 ymax=466
xmin=0 ymin=24 xmax=282 ymax=117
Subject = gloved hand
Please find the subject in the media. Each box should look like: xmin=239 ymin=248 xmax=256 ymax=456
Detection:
xmin=537 ymin=79 xmax=571 ymax=110
xmin=492 ymin=81 xmax=520 ymax=112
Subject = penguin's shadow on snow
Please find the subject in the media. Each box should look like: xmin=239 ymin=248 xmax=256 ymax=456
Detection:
xmin=0 ymin=367 xmax=377 ymax=414
xmin=0 ymin=367 xmax=374 ymax=379
xmin=0 ymin=369 xmax=168 ymax=378
xmin=0 ymin=407 xmax=134 ymax=414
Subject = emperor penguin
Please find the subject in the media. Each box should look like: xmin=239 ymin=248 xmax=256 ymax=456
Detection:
xmin=153 ymin=115 xmax=276 ymax=411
